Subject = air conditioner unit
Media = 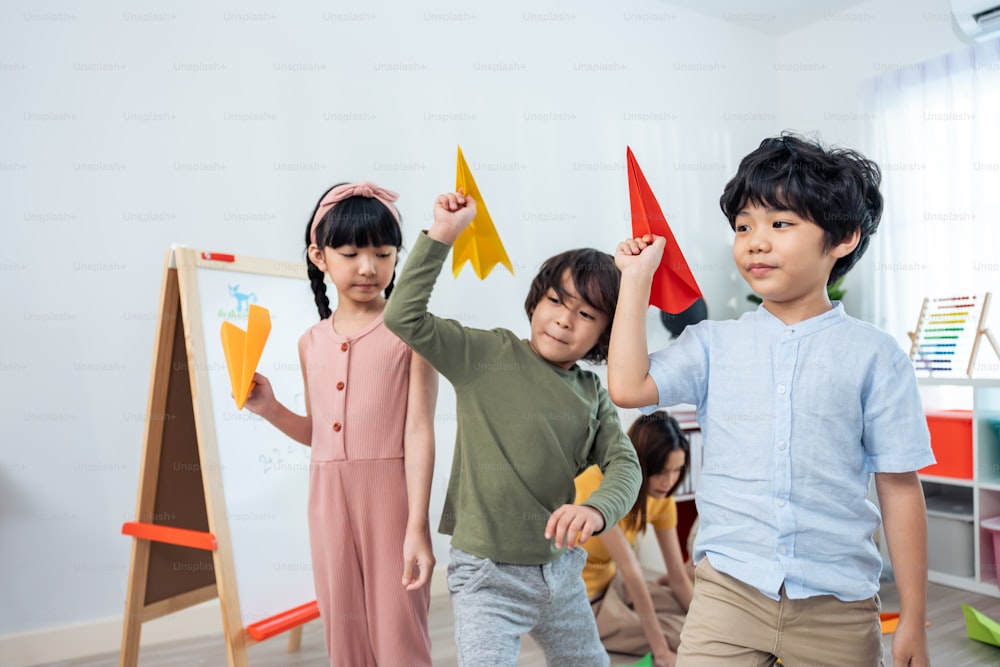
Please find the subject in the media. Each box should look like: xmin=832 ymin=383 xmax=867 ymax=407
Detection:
xmin=952 ymin=0 xmax=1000 ymax=41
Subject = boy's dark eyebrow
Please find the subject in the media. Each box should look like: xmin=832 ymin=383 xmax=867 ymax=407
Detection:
xmin=737 ymin=205 xmax=795 ymax=215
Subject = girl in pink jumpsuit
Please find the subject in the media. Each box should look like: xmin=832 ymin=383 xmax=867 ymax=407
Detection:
xmin=245 ymin=182 xmax=437 ymax=666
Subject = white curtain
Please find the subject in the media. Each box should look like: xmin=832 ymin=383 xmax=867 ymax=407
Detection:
xmin=861 ymin=39 xmax=1000 ymax=354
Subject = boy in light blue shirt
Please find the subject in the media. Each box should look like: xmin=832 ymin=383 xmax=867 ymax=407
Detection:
xmin=608 ymin=133 xmax=934 ymax=667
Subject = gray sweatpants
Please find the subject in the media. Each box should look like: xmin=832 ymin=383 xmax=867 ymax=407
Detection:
xmin=447 ymin=546 xmax=610 ymax=667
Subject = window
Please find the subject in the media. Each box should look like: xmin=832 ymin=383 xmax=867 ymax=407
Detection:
xmin=861 ymin=39 xmax=1000 ymax=355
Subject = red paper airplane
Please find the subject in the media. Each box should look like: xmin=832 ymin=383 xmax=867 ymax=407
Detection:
xmin=626 ymin=147 xmax=703 ymax=314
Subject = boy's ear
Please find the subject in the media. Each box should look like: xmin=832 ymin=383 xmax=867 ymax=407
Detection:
xmin=830 ymin=229 xmax=861 ymax=258
xmin=307 ymin=244 xmax=327 ymax=270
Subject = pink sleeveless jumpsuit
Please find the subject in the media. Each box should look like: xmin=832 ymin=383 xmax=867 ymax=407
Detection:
xmin=300 ymin=313 xmax=431 ymax=666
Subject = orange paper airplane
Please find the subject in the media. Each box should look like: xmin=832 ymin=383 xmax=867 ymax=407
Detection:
xmin=220 ymin=304 xmax=271 ymax=410
xmin=452 ymin=145 xmax=514 ymax=279
xmin=626 ymin=147 xmax=703 ymax=314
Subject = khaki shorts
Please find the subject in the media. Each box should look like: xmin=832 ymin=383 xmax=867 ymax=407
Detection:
xmin=677 ymin=558 xmax=883 ymax=667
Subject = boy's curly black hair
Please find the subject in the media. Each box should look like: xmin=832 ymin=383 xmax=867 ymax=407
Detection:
xmin=720 ymin=132 xmax=883 ymax=284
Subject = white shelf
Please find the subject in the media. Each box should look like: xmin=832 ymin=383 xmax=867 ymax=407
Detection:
xmin=916 ymin=376 xmax=1000 ymax=388
xmin=928 ymin=570 xmax=1000 ymax=597
xmin=919 ymin=377 xmax=1000 ymax=597
xmin=919 ymin=475 xmax=974 ymax=488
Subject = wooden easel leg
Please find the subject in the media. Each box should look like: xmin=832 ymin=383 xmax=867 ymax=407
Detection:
xmin=121 ymin=258 xmax=181 ymax=666
xmin=288 ymin=625 xmax=304 ymax=653
xmin=222 ymin=620 xmax=251 ymax=666
xmin=118 ymin=537 xmax=150 ymax=667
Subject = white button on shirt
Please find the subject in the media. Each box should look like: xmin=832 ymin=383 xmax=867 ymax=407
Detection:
xmin=644 ymin=303 xmax=935 ymax=602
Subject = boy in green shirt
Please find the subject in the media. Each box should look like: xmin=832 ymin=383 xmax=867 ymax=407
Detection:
xmin=385 ymin=190 xmax=640 ymax=666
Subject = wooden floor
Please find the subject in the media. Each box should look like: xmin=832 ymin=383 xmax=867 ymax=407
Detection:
xmin=36 ymin=581 xmax=1000 ymax=666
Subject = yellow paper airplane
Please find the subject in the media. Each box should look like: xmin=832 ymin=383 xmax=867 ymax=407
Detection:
xmin=220 ymin=304 xmax=271 ymax=410
xmin=452 ymin=145 xmax=514 ymax=279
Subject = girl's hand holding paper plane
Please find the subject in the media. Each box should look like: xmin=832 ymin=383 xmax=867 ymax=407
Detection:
xmin=241 ymin=373 xmax=275 ymax=417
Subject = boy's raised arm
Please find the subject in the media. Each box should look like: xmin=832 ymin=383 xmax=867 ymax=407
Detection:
xmin=383 ymin=192 xmax=478 ymax=380
xmin=608 ymin=235 xmax=664 ymax=408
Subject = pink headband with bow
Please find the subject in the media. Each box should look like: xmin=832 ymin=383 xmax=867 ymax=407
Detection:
xmin=310 ymin=181 xmax=401 ymax=245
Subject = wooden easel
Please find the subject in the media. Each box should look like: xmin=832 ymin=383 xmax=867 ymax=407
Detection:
xmin=908 ymin=292 xmax=1000 ymax=377
xmin=119 ymin=248 xmax=318 ymax=666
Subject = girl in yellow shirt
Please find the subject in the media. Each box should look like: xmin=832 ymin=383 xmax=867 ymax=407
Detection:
xmin=575 ymin=411 xmax=693 ymax=667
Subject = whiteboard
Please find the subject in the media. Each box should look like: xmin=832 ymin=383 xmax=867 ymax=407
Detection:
xmin=191 ymin=254 xmax=318 ymax=625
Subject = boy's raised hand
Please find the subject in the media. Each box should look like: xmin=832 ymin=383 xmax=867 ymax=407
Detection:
xmin=544 ymin=503 xmax=605 ymax=550
xmin=615 ymin=234 xmax=665 ymax=277
xmin=428 ymin=189 xmax=477 ymax=245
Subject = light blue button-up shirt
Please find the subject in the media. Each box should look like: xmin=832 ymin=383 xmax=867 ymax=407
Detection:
xmin=645 ymin=303 xmax=934 ymax=601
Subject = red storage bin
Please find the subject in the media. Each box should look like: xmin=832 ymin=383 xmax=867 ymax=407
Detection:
xmin=919 ymin=410 xmax=973 ymax=479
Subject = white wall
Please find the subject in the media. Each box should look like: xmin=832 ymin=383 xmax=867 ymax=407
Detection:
xmin=0 ymin=0 xmax=975 ymax=661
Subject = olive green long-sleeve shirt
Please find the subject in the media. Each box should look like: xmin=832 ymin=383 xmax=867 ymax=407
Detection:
xmin=384 ymin=232 xmax=641 ymax=564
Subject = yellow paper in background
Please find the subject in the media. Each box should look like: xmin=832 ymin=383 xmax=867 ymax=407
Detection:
xmin=452 ymin=145 xmax=514 ymax=279
xmin=220 ymin=304 xmax=271 ymax=410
